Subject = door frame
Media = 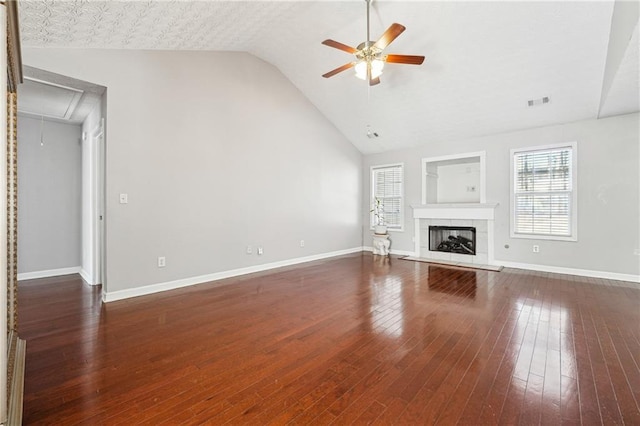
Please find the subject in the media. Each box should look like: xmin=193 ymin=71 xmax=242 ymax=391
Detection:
xmin=90 ymin=119 xmax=106 ymax=290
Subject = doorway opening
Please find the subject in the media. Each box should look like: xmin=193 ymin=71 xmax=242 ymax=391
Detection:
xmin=17 ymin=66 xmax=107 ymax=295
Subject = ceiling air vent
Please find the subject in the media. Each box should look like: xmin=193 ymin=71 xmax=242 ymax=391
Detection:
xmin=527 ymin=96 xmax=550 ymax=107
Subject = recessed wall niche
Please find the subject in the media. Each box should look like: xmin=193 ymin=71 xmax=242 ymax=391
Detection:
xmin=421 ymin=151 xmax=486 ymax=204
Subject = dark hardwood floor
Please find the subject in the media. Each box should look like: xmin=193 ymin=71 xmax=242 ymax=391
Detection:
xmin=19 ymin=253 xmax=640 ymax=425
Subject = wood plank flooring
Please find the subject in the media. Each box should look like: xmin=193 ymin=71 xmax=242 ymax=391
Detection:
xmin=19 ymin=253 xmax=640 ymax=424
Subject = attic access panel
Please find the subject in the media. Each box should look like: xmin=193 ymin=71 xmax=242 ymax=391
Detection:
xmin=18 ymin=77 xmax=83 ymax=121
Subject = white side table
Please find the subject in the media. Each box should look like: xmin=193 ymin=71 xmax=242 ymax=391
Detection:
xmin=372 ymin=233 xmax=391 ymax=256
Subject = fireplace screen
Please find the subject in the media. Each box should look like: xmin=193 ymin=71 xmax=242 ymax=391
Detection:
xmin=429 ymin=226 xmax=476 ymax=255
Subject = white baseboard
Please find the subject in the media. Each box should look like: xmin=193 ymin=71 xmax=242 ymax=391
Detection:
xmin=362 ymin=246 xmax=415 ymax=257
xmin=79 ymin=268 xmax=97 ymax=285
xmin=497 ymin=259 xmax=640 ymax=284
xmin=103 ymin=247 xmax=365 ymax=303
xmin=361 ymin=248 xmax=639 ymax=283
xmin=18 ymin=266 xmax=81 ymax=281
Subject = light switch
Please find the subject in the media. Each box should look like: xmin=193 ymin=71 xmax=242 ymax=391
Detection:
xmin=119 ymin=193 xmax=128 ymax=204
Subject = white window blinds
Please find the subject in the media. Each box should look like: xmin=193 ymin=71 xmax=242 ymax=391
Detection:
xmin=372 ymin=164 xmax=404 ymax=230
xmin=513 ymin=146 xmax=574 ymax=238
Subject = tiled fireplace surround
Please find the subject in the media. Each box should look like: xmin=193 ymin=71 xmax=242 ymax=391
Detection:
xmin=412 ymin=203 xmax=498 ymax=267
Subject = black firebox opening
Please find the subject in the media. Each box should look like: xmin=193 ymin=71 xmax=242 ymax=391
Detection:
xmin=429 ymin=226 xmax=476 ymax=255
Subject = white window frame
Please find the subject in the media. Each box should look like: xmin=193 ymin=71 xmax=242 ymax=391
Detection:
xmin=510 ymin=142 xmax=578 ymax=241
xmin=371 ymin=163 xmax=404 ymax=232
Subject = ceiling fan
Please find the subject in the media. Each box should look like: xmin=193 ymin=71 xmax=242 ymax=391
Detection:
xmin=321 ymin=0 xmax=425 ymax=86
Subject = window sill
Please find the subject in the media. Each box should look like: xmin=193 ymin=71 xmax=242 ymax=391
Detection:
xmin=510 ymin=232 xmax=577 ymax=242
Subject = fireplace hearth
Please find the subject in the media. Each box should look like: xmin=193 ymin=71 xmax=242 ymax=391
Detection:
xmin=429 ymin=226 xmax=476 ymax=255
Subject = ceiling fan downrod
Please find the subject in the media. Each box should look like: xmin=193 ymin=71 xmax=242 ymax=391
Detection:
xmin=366 ymin=0 xmax=371 ymax=44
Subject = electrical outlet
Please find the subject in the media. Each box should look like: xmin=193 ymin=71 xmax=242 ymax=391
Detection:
xmin=158 ymin=256 xmax=166 ymax=267
xmin=300 ymin=240 xmax=305 ymax=248
xmin=119 ymin=193 xmax=128 ymax=204
xmin=532 ymin=245 xmax=540 ymax=253
xmin=246 ymin=245 xmax=252 ymax=254
xmin=257 ymin=247 xmax=263 ymax=255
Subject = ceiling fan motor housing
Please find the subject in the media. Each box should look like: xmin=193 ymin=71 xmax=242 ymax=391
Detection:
xmin=320 ymin=2 xmax=425 ymax=84
xmin=355 ymin=41 xmax=384 ymax=62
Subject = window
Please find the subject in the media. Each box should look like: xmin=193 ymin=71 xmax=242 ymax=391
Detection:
xmin=371 ymin=164 xmax=404 ymax=231
xmin=511 ymin=143 xmax=577 ymax=241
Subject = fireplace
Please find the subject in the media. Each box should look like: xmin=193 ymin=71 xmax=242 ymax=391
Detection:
xmin=412 ymin=203 xmax=497 ymax=266
xmin=429 ymin=226 xmax=476 ymax=255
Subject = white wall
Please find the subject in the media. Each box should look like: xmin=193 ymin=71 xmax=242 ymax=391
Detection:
xmin=363 ymin=113 xmax=640 ymax=278
xmin=425 ymin=163 xmax=438 ymax=204
xmin=17 ymin=115 xmax=82 ymax=274
xmin=436 ymin=162 xmax=481 ymax=203
xmin=23 ymin=49 xmax=363 ymax=295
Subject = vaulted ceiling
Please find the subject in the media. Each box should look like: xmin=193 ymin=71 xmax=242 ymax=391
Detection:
xmin=17 ymin=1 xmax=639 ymax=154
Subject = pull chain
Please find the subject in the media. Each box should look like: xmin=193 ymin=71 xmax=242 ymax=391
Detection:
xmin=40 ymin=115 xmax=44 ymax=147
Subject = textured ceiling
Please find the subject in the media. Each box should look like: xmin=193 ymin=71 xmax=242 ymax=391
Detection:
xmin=18 ymin=1 xmax=638 ymax=154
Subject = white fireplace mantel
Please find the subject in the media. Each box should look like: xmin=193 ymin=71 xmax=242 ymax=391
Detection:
xmin=412 ymin=203 xmax=500 ymax=266
xmin=412 ymin=203 xmax=498 ymax=221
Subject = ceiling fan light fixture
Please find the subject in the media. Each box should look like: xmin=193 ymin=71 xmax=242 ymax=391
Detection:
xmin=321 ymin=0 xmax=424 ymax=84
xmin=354 ymin=59 xmax=384 ymax=80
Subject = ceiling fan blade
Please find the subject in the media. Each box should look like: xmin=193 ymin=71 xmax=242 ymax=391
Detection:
xmin=385 ymin=54 xmax=425 ymax=65
xmin=373 ymin=23 xmax=406 ymax=50
xmin=322 ymin=62 xmax=356 ymax=78
xmin=322 ymin=39 xmax=358 ymax=54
